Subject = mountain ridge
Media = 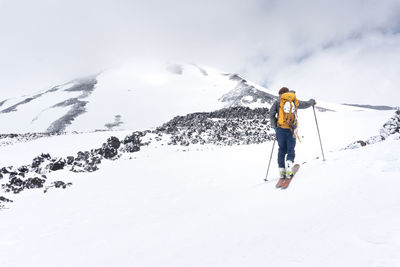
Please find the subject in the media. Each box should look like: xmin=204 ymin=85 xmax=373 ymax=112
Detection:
xmin=0 ymin=62 xmax=388 ymax=134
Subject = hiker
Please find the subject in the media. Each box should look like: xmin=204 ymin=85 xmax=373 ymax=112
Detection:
xmin=269 ymin=87 xmax=316 ymax=179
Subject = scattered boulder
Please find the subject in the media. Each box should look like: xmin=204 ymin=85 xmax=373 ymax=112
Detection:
xmin=346 ymin=109 xmax=400 ymax=149
xmin=346 ymin=140 xmax=367 ymax=149
xmin=106 ymin=136 xmax=121 ymax=150
xmin=3 ymin=175 xmax=24 ymax=194
xmin=66 ymin=156 xmax=75 ymax=165
xmin=32 ymin=153 xmax=51 ymax=168
xmin=1 ymin=167 xmax=13 ymax=174
xmin=18 ymin=166 xmax=29 ymax=173
xmin=2 ymin=174 xmax=46 ymax=194
xmin=48 ymin=158 xmax=66 ymax=171
xmin=53 ymin=181 xmax=72 ymax=189
xmin=0 ymin=196 xmax=13 ymax=203
xmin=24 ymin=177 xmax=46 ymax=189
xmin=97 ymin=136 xmax=121 ymax=159
xmin=100 ymin=146 xmax=118 ymax=159
xmin=121 ymin=132 xmax=143 ymax=153
xmin=0 ymin=196 xmax=13 ymax=209
xmin=44 ymin=181 xmax=73 ymax=193
xmin=71 ymin=150 xmax=102 ymax=172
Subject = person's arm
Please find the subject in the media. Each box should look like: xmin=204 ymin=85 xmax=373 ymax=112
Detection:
xmin=269 ymin=101 xmax=278 ymax=128
xmin=298 ymin=98 xmax=316 ymax=109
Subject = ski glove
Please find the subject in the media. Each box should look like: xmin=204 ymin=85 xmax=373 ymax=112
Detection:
xmin=309 ymin=99 xmax=316 ymax=106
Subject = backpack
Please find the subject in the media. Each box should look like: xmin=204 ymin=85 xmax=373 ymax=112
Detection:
xmin=278 ymin=92 xmax=299 ymax=132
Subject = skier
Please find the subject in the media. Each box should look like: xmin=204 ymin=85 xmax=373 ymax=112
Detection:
xmin=269 ymin=87 xmax=316 ymax=181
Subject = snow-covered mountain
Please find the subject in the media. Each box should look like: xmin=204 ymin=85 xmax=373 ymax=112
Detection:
xmin=0 ymin=62 xmax=279 ymax=133
xmin=1 ymin=61 xmax=384 ymax=134
xmin=0 ymin=61 xmax=399 ymax=266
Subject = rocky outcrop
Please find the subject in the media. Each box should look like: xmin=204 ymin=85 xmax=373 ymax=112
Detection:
xmin=121 ymin=132 xmax=145 ymax=153
xmin=0 ymin=131 xmax=144 ymax=206
xmin=1 ymin=106 xmax=273 ymax=208
xmin=2 ymin=174 xmax=47 ymax=194
xmin=346 ymin=109 xmax=400 ymax=149
xmin=154 ymin=106 xmax=274 ymax=146
xmin=219 ymin=74 xmax=277 ymax=106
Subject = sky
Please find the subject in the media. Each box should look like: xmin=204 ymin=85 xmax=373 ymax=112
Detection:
xmin=0 ymin=0 xmax=400 ymax=106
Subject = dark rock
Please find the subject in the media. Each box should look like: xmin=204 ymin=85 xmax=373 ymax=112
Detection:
xmin=32 ymin=158 xmax=43 ymax=168
xmin=71 ymin=150 xmax=102 ymax=172
xmin=32 ymin=153 xmax=51 ymax=168
xmin=18 ymin=166 xmax=29 ymax=173
xmin=97 ymin=137 xmax=121 ymax=159
xmin=9 ymin=176 xmax=24 ymax=187
xmin=107 ymin=136 xmax=121 ymax=150
xmin=8 ymin=171 xmax=18 ymax=176
xmin=3 ymin=173 xmax=46 ymax=194
xmin=121 ymin=132 xmax=142 ymax=153
xmin=41 ymin=153 xmax=51 ymax=160
xmin=3 ymin=175 xmax=24 ymax=194
xmin=48 ymin=158 xmax=66 ymax=171
xmin=53 ymin=181 xmax=72 ymax=189
xmin=66 ymin=156 xmax=75 ymax=165
xmin=357 ymin=140 xmax=367 ymax=147
xmin=0 ymin=196 xmax=13 ymax=203
xmin=1 ymin=167 xmax=13 ymax=174
xmin=24 ymin=177 xmax=46 ymax=189
xmin=100 ymin=146 xmax=118 ymax=159
xmin=43 ymin=181 xmax=73 ymax=193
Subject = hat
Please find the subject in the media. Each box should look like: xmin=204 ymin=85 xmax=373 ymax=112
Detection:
xmin=278 ymin=87 xmax=289 ymax=95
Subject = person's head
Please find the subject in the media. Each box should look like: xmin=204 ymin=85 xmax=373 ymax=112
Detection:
xmin=279 ymin=87 xmax=289 ymax=95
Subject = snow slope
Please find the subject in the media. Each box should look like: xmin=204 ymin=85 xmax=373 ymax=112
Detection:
xmin=0 ymin=60 xmax=382 ymax=134
xmin=0 ymin=107 xmax=399 ymax=266
xmin=0 ymin=62 xmax=278 ymax=133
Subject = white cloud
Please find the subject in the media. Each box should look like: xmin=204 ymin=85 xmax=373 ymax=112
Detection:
xmin=0 ymin=0 xmax=399 ymax=105
xmin=268 ymin=31 xmax=400 ymax=106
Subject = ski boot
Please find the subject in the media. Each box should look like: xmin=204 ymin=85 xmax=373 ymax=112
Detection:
xmin=276 ymin=168 xmax=286 ymax=188
xmin=285 ymin=160 xmax=294 ymax=178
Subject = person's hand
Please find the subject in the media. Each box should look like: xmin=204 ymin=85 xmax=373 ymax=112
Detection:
xmin=310 ymin=98 xmax=317 ymax=106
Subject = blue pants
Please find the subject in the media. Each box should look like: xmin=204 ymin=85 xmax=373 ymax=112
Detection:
xmin=276 ymin=127 xmax=296 ymax=168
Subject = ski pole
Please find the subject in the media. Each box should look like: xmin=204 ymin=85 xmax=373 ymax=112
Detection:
xmin=264 ymin=138 xmax=276 ymax=181
xmin=313 ymin=106 xmax=326 ymax=161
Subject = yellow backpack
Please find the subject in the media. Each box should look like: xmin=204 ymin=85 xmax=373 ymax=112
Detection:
xmin=278 ymin=92 xmax=299 ymax=131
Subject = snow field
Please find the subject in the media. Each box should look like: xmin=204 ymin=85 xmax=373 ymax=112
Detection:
xmin=0 ymin=108 xmax=399 ymax=266
xmin=1 ymin=140 xmax=399 ymax=266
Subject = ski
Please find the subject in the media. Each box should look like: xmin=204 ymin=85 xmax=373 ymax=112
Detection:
xmin=280 ymin=164 xmax=300 ymax=189
xmin=275 ymin=178 xmax=286 ymax=188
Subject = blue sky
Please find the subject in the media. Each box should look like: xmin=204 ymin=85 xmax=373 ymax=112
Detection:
xmin=0 ymin=0 xmax=399 ymax=105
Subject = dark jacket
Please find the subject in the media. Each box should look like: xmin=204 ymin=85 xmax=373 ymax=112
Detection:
xmin=269 ymin=97 xmax=315 ymax=128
